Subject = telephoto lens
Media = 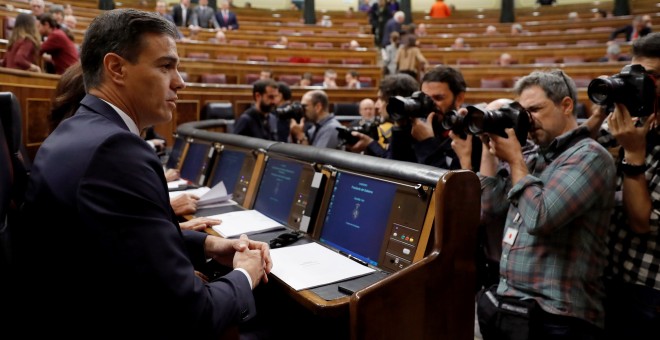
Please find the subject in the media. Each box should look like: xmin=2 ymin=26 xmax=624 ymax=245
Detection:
xmin=587 ymin=64 xmax=657 ymax=117
xmin=387 ymin=91 xmax=438 ymax=121
xmin=465 ymin=101 xmax=532 ymax=145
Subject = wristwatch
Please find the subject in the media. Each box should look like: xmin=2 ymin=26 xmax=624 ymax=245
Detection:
xmin=621 ymin=158 xmax=647 ymax=176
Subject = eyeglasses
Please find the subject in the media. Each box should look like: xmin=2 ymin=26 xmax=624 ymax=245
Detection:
xmin=556 ymin=70 xmax=575 ymax=101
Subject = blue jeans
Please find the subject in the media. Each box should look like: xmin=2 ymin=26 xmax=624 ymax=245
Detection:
xmin=604 ymin=279 xmax=660 ymax=340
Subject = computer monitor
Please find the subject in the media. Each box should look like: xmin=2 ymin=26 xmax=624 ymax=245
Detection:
xmin=165 ymin=135 xmax=186 ymax=170
xmin=317 ymin=170 xmax=431 ymax=272
xmin=178 ymin=139 xmax=217 ymax=186
xmin=207 ymin=147 xmax=247 ymax=194
xmin=252 ymin=155 xmax=323 ymax=232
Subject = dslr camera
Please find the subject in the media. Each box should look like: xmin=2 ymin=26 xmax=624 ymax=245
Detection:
xmin=336 ymin=116 xmax=382 ymax=146
xmin=587 ymin=64 xmax=657 ymax=117
xmin=387 ymin=91 xmax=439 ymax=121
xmin=442 ymin=101 xmax=533 ymax=145
xmin=274 ymin=102 xmax=305 ymax=123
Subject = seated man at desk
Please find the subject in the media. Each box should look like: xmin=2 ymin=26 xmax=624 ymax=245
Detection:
xmin=15 ymin=9 xmax=272 ymax=338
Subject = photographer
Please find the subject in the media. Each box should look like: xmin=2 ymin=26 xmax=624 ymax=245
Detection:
xmin=233 ymin=79 xmax=280 ymax=140
xmin=275 ymin=81 xmax=293 ymax=142
xmin=289 ymin=90 xmax=342 ymax=149
xmin=584 ymin=32 xmax=660 ymax=339
xmin=411 ymin=66 xmax=482 ymax=170
xmin=474 ymin=69 xmax=616 ymax=339
xmin=346 ymin=73 xmax=419 ymax=159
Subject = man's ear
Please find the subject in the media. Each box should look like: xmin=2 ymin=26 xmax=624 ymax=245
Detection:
xmin=455 ymin=91 xmax=466 ymax=109
xmin=103 ymin=53 xmax=126 ymax=85
xmin=561 ymin=96 xmax=574 ymax=117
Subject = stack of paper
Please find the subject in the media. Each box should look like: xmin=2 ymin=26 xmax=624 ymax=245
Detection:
xmin=209 ymin=210 xmax=285 ymax=237
xmin=169 ymin=182 xmax=233 ymax=209
xmin=269 ymin=243 xmax=376 ymax=291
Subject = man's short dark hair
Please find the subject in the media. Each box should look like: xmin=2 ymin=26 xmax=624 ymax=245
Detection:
xmin=277 ymin=82 xmax=292 ymax=101
xmin=252 ymin=79 xmax=278 ymax=99
xmin=379 ymin=73 xmax=419 ymax=101
xmin=632 ymin=32 xmax=660 ymax=59
xmin=37 ymin=13 xmax=59 ymax=29
xmin=307 ymin=90 xmax=329 ymax=111
xmin=421 ymin=66 xmax=467 ymax=98
xmin=80 ymin=9 xmax=178 ymax=90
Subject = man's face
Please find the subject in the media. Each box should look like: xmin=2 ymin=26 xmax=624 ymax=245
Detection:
xmin=301 ymin=93 xmax=318 ymax=122
xmin=64 ymin=15 xmax=76 ymax=29
xmin=181 ymin=0 xmax=190 ymax=7
xmin=518 ymin=85 xmax=571 ymax=148
xmin=30 ymin=1 xmax=44 ymax=16
xmin=156 ymin=2 xmax=167 ymax=14
xmin=122 ymin=33 xmax=186 ymax=129
xmin=259 ymin=71 xmax=271 ymax=80
xmin=36 ymin=21 xmax=48 ymax=36
xmin=200 ymin=0 xmax=208 ymax=6
xmin=325 ymin=73 xmax=337 ymax=84
xmin=421 ymin=81 xmax=461 ymax=121
xmin=221 ymin=2 xmax=229 ymax=10
xmin=256 ymin=85 xmax=279 ymax=113
xmin=631 ymin=56 xmax=660 ymax=98
xmin=359 ymin=101 xmax=375 ymax=121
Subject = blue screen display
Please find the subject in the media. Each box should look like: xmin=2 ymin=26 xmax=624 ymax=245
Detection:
xmin=209 ymin=149 xmax=246 ymax=193
xmin=166 ymin=137 xmax=185 ymax=169
xmin=253 ymin=158 xmax=303 ymax=225
xmin=319 ymin=172 xmax=397 ymax=267
xmin=180 ymin=142 xmax=211 ymax=182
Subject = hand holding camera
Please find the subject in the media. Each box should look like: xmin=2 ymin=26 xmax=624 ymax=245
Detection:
xmin=442 ymin=102 xmax=533 ymax=145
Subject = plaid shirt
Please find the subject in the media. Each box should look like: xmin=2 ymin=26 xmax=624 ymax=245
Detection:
xmin=598 ymin=125 xmax=660 ymax=290
xmin=480 ymin=126 xmax=616 ymax=328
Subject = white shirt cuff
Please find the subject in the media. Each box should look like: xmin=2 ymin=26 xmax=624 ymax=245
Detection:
xmin=234 ymin=268 xmax=253 ymax=290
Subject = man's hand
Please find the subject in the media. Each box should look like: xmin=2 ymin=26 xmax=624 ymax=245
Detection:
xmin=411 ymin=112 xmax=436 ymax=141
xmin=170 ymin=193 xmax=199 ymax=216
xmin=449 ymin=130 xmax=473 ymax=170
xmin=608 ymin=103 xmax=655 ymax=164
xmin=180 ymin=216 xmax=221 ymax=231
xmin=289 ymin=118 xmax=306 ymax=142
xmin=204 ymin=234 xmax=273 ymax=288
xmin=165 ymin=168 xmax=181 ymax=182
xmin=346 ymin=131 xmax=374 ymax=153
xmin=487 ymin=128 xmax=527 ymax=184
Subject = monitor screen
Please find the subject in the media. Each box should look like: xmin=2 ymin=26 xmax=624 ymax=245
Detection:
xmin=253 ymin=157 xmax=303 ymax=225
xmin=166 ymin=136 xmax=186 ymax=169
xmin=179 ymin=141 xmax=213 ymax=184
xmin=208 ymin=149 xmax=247 ymax=193
xmin=319 ymin=171 xmax=397 ymax=267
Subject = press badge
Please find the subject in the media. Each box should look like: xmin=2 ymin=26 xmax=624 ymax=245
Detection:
xmin=503 ymin=213 xmax=521 ymax=245
xmin=503 ymin=227 xmax=518 ymax=245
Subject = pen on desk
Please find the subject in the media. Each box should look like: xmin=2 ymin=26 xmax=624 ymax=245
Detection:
xmin=339 ymin=251 xmax=368 ymax=267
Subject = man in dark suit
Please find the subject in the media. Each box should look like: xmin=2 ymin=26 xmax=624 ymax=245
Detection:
xmin=171 ymin=0 xmax=194 ymax=27
xmin=16 ymin=9 xmax=272 ymax=338
xmin=216 ymin=0 xmax=239 ymax=30
xmin=191 ymin=0 xmax=219 ymax=29
xmin=610 ymin=15 xmax=652 ymax=42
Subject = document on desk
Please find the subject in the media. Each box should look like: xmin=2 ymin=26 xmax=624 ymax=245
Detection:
xmin=168 ymin=182 xmax=233 ymax=208
xmin=167 ymin=179 xmax=190 ymax=190
xmin=269 ymin=243 xmax=376 ymax=291
xmin=209 ymin=210 xmax=284 ymax=238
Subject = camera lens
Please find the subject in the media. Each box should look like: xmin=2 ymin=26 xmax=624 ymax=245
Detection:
xmin=467 ymin=110 xmax=485 ymax=135
xmin=587 ymin=78 xmax=614 ymax=105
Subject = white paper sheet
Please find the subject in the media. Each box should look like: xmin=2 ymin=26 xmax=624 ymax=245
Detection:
xmin=209 ymin=210 xmax=284 ymax=237
xmin=269 ymin=243 xmax=375 ymax=291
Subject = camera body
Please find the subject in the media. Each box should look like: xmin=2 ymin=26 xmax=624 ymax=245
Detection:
xmin=587 ymin=64 xmax=657 ymax=117
xmin=336 ymin=117 xmax=382 ymax=146
xmin=443 ymin=102 xmax=532 ymax=145
xmin=274 ymin=102 xmax=305 ymax=123
xmin=387 ymin=91 xmax=438 ymax=121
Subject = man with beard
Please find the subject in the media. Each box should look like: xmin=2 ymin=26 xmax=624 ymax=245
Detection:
xmin=233 ymin=79 xmax=280 ymax=140
xmin=411 ymin=66 xmax=482 ymax=170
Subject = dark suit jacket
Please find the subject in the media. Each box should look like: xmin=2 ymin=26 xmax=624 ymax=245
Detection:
xmin=610 ymin=24 xmax=652 ymax=41
xmin=216 ymin=10 xmax=239 ymax=30
xmin=172 ymin=4 xmax=195 ymax=27
xmin=19 ymin=95 xmax=255 ymax=338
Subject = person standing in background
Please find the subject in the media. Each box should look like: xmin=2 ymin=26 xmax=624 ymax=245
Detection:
xmin=429 ymin=0 xmax=451 ymax=19
xmin=0 ymin=13 xmax=41 ymax=72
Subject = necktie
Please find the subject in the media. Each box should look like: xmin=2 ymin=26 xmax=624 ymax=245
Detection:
xmin=223 ymin=11 xmax=228 ymax=21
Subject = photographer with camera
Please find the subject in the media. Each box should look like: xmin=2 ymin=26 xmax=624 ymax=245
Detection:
xmin=346 ymin=73 xmax=419 ymax=159
xmin=289 ymin=90 xmax=342 ymax=149
xmin=583 ymin=32 xmax=660 ymax=339
xmin=233 ymin=79 xmax=280 ymax=141
xmin=406 ymin=66 xmax=483 ymax=170
xmin=473 ymin=69 xmax=616 ymax=339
